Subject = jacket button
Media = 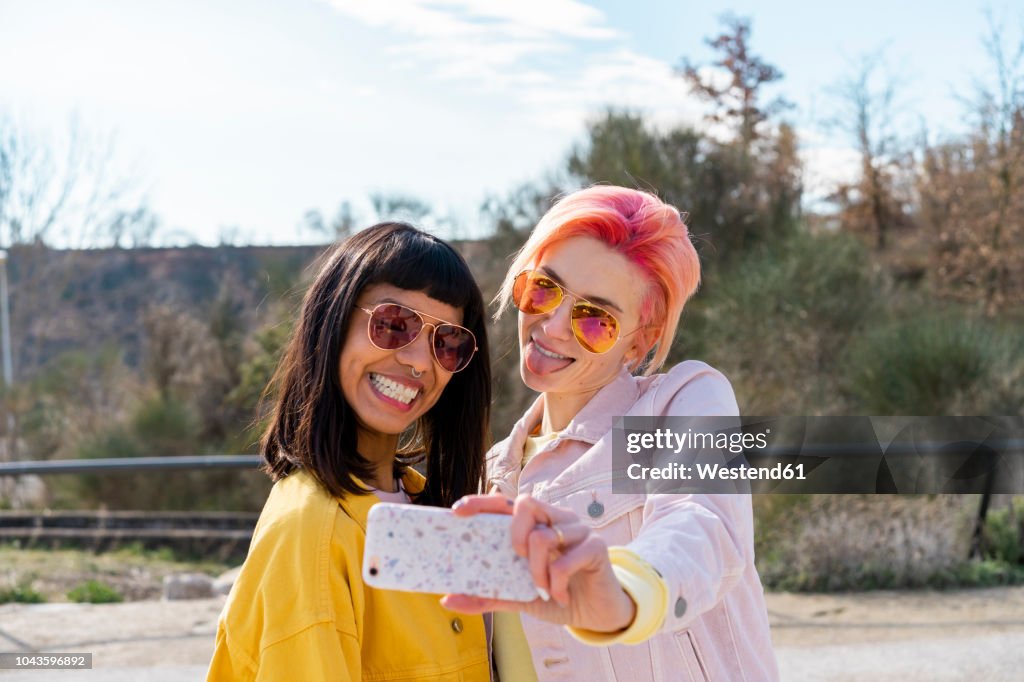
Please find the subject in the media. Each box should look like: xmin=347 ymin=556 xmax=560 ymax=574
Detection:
xmin=587 ymin=501 xmax=605 ymax=518
xmin=451 ymin=617 xmax=464 ymax=634
xmin=674 ymin=597 xmax=687 ymax=618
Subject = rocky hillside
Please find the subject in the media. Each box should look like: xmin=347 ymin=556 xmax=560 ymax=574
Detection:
xmin=4 ymin=239 xmax=497 ymax=381
xmin=4 ymin=244 xmax=318 ymax=378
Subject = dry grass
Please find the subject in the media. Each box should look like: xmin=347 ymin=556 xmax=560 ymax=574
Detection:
xmin=0 ymin=543 xmax=233 ymax=602
xmin=756 ymin=495 xmax=982 ymax=591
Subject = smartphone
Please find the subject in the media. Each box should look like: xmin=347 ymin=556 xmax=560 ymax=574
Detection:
xmin=363 ymin=502 xmax=540 ymax=602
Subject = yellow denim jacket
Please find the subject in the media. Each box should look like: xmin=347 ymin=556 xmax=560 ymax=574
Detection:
xmin=206 ymin=468 xmax=489 ymax=681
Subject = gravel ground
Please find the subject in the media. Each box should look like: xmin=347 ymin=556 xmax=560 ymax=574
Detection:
xmin=1 ymin=587 xmax=1023 ymax=681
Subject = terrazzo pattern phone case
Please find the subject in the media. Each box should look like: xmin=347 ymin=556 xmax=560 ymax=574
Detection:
xmin=363 ymin=502 xmax=539 ymax=602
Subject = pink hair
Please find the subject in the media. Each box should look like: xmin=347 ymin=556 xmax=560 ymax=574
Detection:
xmin=496 ymin=186 xmax=701 ymax=374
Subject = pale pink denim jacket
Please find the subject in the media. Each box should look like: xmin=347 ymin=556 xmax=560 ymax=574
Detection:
xmin=488 ymin=361 xmax=779 ymax=682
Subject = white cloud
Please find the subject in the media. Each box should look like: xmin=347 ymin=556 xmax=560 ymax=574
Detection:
xmin=439 ymin=0 xmax=617 ymax=40
xmin=515 ymin=50 xmax=703 ymax=135
xmin=322 ymin=0 xmax=617 ymax=93
xmin=798 ymin=128 xmax=861 ymax=205
xmin=321 ymin=1 xmax=704 ymax=135
xmin=323 ymin=1 xmax=479 ymax=39
xmin=397 ymin=37 xmax=560 ymax=65
xmin=324 ymin=0 xmax=617 ymax=42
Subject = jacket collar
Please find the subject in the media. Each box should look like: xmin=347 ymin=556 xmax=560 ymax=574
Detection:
xmin=488 ymin=367 xmax=641 ymax=491
xmin=337 ymin=467 xmax=426 ymax=530
xmin=560 ymin=366 xmax=643 ymax=442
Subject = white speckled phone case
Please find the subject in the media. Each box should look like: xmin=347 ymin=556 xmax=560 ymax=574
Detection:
xmin=363 ymin=502 xmax=539 ymax=602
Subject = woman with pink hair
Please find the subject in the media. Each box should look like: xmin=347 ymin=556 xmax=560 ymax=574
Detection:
xmin=446 ymin=186 xmax=779 ymax=680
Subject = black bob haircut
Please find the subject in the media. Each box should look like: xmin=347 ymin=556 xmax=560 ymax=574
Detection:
xmin=261 ymin=222 xmax=491 ymax=508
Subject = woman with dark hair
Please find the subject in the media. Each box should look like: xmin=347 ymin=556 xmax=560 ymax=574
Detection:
xmin=207 ymin=223 xmax=492 ymax=681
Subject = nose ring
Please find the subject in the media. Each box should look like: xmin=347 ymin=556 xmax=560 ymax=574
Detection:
xmin=411 ymin=367 xmax=423 ymax=378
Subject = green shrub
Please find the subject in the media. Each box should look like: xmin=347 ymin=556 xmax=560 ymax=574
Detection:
xmin=843 ymin=315 xmax=1007 ymax=415
xmin=131 ymin=397 xmax=200 ymax=455
xmin=948 ymin=559 xmax=1024 ymax=588
xmin=0 ymin=583 xmax=45 ymax=604
xmin=111 ymin=542 xmax=179 ymax=563
xmin=76 ymin=427 xmax=142 ymax=460
xmin=59 ymin=395 xmax=270 ymax=511
xmin=981 ymin=505 xmax=1023 ymax=565
xmin=67 ymin=580 xmax=123 ymax=604
xmin=680 ymin=230 xmax=877 ymax=414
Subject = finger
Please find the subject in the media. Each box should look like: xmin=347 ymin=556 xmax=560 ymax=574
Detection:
xmin=509 ymin=495 xmax=577 ymax=556
xmin=451 ymin=493 xmax=514 ymax=517
xmin=552 ymin=521 xmax=590 ymax=551
xmin=527 ymin=525 xmax=557 ymax=594
xmin=548 ymin=534 xmax=609 ymax=606
xmin=440 ymin=593 xmax=497 ymax=613
xmin=525 ymin=521 xmax=591 ymax=596
xmin=509 ymin=495 xmax=543 ymax=556
xmin=440 ymin=594 xmax=488 ymax=613
xmin=446 ymin=592 xmax=574 ymax=627
xmin=441 ymin=593 xmax=538 ymax=614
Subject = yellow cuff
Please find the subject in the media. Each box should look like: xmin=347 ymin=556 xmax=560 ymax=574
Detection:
xmin=566 ymin=546 xmax=670 ymax=646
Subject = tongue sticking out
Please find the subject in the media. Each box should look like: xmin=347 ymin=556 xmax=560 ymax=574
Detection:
xmin=525 ymin=341 xmax=573 ymax=375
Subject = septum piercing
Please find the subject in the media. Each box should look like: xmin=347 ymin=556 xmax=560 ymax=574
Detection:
xmin=411 ymin=367 xmax=423 ymax=378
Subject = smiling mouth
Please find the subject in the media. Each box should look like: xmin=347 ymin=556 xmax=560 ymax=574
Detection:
xmin=532 ymin=338 xmax=573 ymax=361
xmin=369 ymin=373 xmax=420 ymax=405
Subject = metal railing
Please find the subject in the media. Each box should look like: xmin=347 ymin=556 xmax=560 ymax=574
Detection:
xmin=0 ymin=455 xmax=263 ymax=476
xmin=0 ymin=451 xmax=1010 ymax=561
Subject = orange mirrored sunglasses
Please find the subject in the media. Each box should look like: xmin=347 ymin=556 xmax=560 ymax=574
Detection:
xmin=511 ymin=270 xmax=623 ymax=354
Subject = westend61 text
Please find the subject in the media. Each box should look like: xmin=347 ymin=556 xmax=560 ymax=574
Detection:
xmin=627 ymin=462 xmax=807 ymax=481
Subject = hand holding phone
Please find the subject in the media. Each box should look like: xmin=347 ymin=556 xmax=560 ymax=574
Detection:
xmin=441 ymin=493 xmax=638 ymax=635
xmin=363 ymin=502 xmax=540 ymax=602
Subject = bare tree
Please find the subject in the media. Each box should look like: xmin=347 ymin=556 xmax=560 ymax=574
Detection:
xmin=678 ymin=14 xmax=791 ymax=151
xmin=369 ymin=191 xmax=463 ymax=237
xmin=110 ymin=206 xmax=160 ymax=249
xmin=141 ymin=304 xmax=211 ymax=403
xmin=302 ymin=200 xmax=359 ymax=242
xmin=919 ymin=14 xmax=1024 ymax=313
xmin=0 ymin=115 xmax=150 ymax=249
xmin=370 ymin=192 xmax=432 ymax=225
xmin=827 ymin=52 xmax=913 ymax=250
xmin=0 ymin=115 xmax=157 ymax=425
xmin=972 ymin=12 xmax=1024 ymax=312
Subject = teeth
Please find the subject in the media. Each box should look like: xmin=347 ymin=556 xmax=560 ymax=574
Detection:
xmin=534 ymin=343 xmax=569 ymax=360
xmin=369 ymin=373 xmax=419 ymax=405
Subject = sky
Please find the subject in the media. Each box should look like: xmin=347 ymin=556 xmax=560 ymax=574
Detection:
xmin=0 ymin=0 xmax=1018 ymax=245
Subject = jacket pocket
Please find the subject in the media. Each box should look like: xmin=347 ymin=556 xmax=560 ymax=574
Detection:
xmin=673 ymin=630 xmax=710 ymax=682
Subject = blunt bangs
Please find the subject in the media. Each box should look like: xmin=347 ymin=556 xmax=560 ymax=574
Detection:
xmin=366 ymin=230 xmax=476 ymax=314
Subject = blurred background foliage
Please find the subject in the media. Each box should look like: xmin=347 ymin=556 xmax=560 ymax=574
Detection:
xmin=0 ymin=15 xmax=1021 ymax=590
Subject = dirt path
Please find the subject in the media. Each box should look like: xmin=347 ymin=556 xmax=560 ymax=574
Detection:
xmin=768 ymin=586 xmax=1024 ymax=681
xmin=769 ymin=585 xmax=1024 ymax=646
xmin=1 ymin=587 xmax=1022 ymax=680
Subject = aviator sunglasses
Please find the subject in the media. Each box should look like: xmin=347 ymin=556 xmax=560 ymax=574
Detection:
xmin=357 ymin=303 xmax=478 ymax=373
xmin=512 ymin=270 xmax=630 ymax=354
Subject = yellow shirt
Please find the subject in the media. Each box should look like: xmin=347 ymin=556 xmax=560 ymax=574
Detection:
xmin=206 ymin=468 xmax=489 ymax=682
